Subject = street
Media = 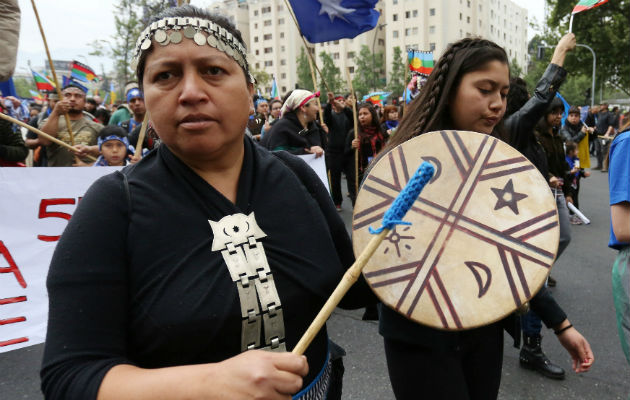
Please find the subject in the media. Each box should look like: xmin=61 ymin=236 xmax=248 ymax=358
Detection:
xmin=1 ymin=158 xmax=628 ymax=399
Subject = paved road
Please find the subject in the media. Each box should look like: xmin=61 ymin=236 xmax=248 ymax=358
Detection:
xmin=1 ymin=160 xmax=628 ymax=399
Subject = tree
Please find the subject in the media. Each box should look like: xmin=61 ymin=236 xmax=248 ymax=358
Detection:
xmin=251 ymin=69 xmax=271 ymax=90
xmin=318 ymin=52 xmax=344 ymax=95
xmin=296 ymin=47 xmax=314 ymax=91
xmin=386 ymin=46 xmax=406 ymax=99
xmin=545 ymin=0 xmax=629 ymax=96
xmin=352 ymin=45 xmax=385 ymax=97
xmin=13 ymin=78 xmax=36 ymax=98
xmin=510 ymin=58 xmax=523 ymax=79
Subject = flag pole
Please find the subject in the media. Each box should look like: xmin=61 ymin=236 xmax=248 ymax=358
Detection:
xmin=133 ymin=112 xmax=150 ymax=162
xmin=345 ymin=67 xmax=359 ymax=195
xmin=569 ymin=14 xmax=574 ymax=33
xmin=306 ymin=51 xmax=325 ymax=125
xmin=403 ymin=55 xmax=409 ymax=115
xmin=282 ymin=0 xmax=333 ymax=95
xmin=30 ymin=0 xmax=76 ymax=147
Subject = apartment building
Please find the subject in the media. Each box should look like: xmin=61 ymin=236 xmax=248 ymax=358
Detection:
xmin=210 ymin=0 xmax=528 ymax=95
xmin=384 ymin=0 xmax=528 ymax=82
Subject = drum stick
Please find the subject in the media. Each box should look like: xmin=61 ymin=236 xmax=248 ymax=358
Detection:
xmin=567 ymin=202 xmax=590 ymax=224
xmin=0 ymin=112 xmax=96 ymax=161
xmin=292 ymin=161 xmax=435 ymax=355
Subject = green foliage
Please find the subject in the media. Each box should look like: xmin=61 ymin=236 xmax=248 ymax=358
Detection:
xmin=545 ymin=0 xmax=629 ymax=96
xmin=510 ymin=58 xmax=523 ymax=79
xmin=296 ymin=47 xmax=314 ymax=91
xmin=13 ymin=78 xmax=36 ymax=98
xmin=252 ymin=69 xmax=271 ymax=89
xmin=386 ymin=46 xmax=406 ymax=98
xmin=318 ymin=52 xmax=344 ymax=95
xmin=352 ymin=45 xmax=384 ymax=97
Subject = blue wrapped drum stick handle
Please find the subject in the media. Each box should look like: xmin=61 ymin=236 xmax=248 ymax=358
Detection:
xmin=369 ymin=161 xmax=435 ymax=234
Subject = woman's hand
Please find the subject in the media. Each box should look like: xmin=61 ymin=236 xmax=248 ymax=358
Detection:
xmin=351 ymin=138 xmax=360 ymax=149
xmin=208 ymin=350 xmax=309 ymax=399
xmin=321 ymin=123 xmax=329 ymax=134
xmin=305 ymin=145 xmax=324 ymax=158
xmin=556 ymin=326 xmax=594 ymax=373
xmin=549 ymin=176 xmax=562 ymax=188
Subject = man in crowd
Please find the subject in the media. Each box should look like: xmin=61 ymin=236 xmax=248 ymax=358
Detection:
xmin=25 ymin=92 xmax=59 ymax=166
xmin=119 ymin=88 xmax=145 ymax=134
xmin=39 ymin=83 xmax=103 ymax=166
xmin=108 ymin=82 xmax=139 ymax=126
xmin=594 ymin=103 xmax=617 ymax=171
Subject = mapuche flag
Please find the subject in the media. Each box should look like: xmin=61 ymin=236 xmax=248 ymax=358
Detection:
xmin=70 ymin=60 xmax=99 ymax=83
xmin=408 ymin=50 xmax=434 ymax=76
xmin=30 ymin=69 xmax=55 ymax=91
xmin=572 ymin=0 xmax=609 ymax=14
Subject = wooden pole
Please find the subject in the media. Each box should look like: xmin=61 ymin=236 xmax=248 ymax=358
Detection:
xmin=403 ymin=60 xmax=409 ymax=116
xmin=30 ymin=0 xmax=75 ymax=146
xmin=293 ymin=229 xmax=389 ymax=355
xmin=0 ymin=113 xmax=96 ymax=161
xmin=345 ymin=68 xmax=359 ymax=195
xmin=133 ymin=112 xmax=150 ymax=159
xmin=305 ymin=52 xmax=325 ymax=125
xmin=282 ymin=0 xmax=332 ymax=95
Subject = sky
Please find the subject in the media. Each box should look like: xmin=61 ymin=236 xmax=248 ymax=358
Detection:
xmin=15 ymin=0 xmax=547 ymax=77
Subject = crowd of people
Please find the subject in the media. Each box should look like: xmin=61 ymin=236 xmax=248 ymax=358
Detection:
xmin=0 ymin=3 xmax=629 ymax=400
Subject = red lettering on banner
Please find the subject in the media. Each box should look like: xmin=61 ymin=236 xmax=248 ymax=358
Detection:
xmin=0 ymin=241 xmax=27 ymax=288
xmin=37 ymin=198 xmax=76 ymax=242
xmin=0 ymin=296 xmax=28 ymax=347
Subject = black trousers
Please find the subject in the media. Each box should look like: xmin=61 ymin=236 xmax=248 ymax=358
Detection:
xmin=384 ymin=323 xmax=504 ymax=400
xmin=326 ymin=151 xmax=356 ymax=206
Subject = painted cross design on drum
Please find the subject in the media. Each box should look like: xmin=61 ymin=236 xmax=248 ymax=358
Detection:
xmin=353 ymin=131 xmax=559 ymax=330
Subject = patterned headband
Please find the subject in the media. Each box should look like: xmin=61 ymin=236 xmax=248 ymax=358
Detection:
xmin=131 ymin=16 xmax=254 ymax=83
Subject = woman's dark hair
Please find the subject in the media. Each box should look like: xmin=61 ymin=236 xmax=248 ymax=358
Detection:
xmin=506 ymin=77 xmax=529 ymax=118
xmin=94 ymin=108 xmax=111 ymax=125
xmin=357 ymin=103 xmax=381 ymax=134
xmin=136 ymin=5 xmax=249 ymax=88
xmin=98 ymin=125 xmax=128 ymax=140
xmin=269 ymin=99 xmax=282 ymax=109
xmin=568 ymin=106 xmax=581 ymax=115
xmin=535 ymin=97 xmax=564 ymax=133
xmin=384 ymin=38 xmax=509 ymax=153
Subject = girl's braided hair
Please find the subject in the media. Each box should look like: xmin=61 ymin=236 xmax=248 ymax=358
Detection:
xmin=385 ymin=38 xmax=509 ymax=152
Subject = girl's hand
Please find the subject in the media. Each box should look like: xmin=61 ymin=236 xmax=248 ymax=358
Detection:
xmin=351 ymin=139 xmax=360 ymax=149
xmin=556 ymin=326 xmax=594 ymax=373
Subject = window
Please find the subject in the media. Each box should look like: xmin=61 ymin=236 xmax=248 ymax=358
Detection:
xmin=264 ymin=47 xmax=272 ymax=54
xmin=333 ymin=53 xmax=339 ymax=60
xmin=255 ymin=50 xmax=259 ymax=55
xmin=264 ymin=20 xmax=271 ymax=26
xmin=254 ymin=36 xmax=259 ymax=43
xmin=347 ymin=51 xmax=355 ymax=58
xmin=467 ymin=0 xmax=471 ymax=7
xmin=429 ymin=8 xmax=435 ymax=16
xmin=254 ymin=9 xmax=258 ymax=16
xmin=405 ymin=11 xmax=410 ymax=18
xmin=255 ymin=62 xmax=260 ymax=69
xmin=278 ymin=18 xmax=285 ymax=24
xmin=467 ymin=16 xmax=470 ymax=23
xmin=277 ymin=5 xmax=283 ymax=11
xmin=254 ymin=23 xmax=258 ymax=29
xmin=282 ymin=86 xmax=287 ymax=92
xmin=261 ymin=6 xmax=271 ymax=14
xmin=333 ymin=40 xmax=339 ymax=45
xmin=405 ymin=28 xmax=411 ymax=36
xmin=393 ymin=14 xmax=398 ymax=21
xmin=393 ymin=0 xmax=398 ymax=4
xmin=392 ymin=30 xmax=399 ymax=38
xmin=429 ymin=42 xmax=435 ymax=51
xmin=348 ymin=66 xmax=355 ymax=73
xmin=413 ymin=10 xmax=418 ymax=17
xmin=281 ymin=73 xmax=286 ymax=79
xmin=281 ymin=45 xmax=286 ymax=52
xmin=459 ymin=13 xmax=462 ymax=20
xmin=429 ymin=25 xmax=435 ymax=34
xmin=264 ymin=60 xmax=273 ymax=67
xmin=411 ymin=28 xmax=418 ymax=36
xmin=263 ymin=34 xmax=272 ymax=40
xmin=280 ymin=59 xmax=286 ymax=65
xmin=280 ymin=32 xmax=284 ymax=38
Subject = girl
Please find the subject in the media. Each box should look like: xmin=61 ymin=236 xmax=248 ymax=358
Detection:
xmin=379 ymin=38 xmax=593 ymax=400
xmin=380 ymin=105 xmax=399 ymax=136
xmin=350 ymin=103 xmax=388 ymax=184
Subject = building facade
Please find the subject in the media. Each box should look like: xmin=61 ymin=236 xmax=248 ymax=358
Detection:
xmin=211 ymin=0 xmax=528 ymax=97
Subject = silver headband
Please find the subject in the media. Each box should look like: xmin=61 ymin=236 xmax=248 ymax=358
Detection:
xmin=131 ymin=16 xmax=254 ymax=83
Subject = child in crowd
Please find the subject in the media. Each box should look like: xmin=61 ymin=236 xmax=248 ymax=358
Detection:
xmin=93 ymin=126 xmax=131 ymax=167
xmin=564 ymin=141 xmax=590 ymax=224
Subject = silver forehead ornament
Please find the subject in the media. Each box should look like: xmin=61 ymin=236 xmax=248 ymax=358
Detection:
xmin=130 ymin=16 xmax=254 ymax=83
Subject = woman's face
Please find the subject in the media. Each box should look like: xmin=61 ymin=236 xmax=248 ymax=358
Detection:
xmin=270 ymin=102 xmax=282 ymax=118
xmin=358 ymin=107 xmax=372 ymax=127
xmin=301 ymin=99 xmax=319 ymax=122
xmin=546 ymin=109 xmax=563 ymax=128
xmin=256 ymin=101 xmax=269 ymax=116
xmin=567 ymin=113 xmax=581 ymax=125
xmin=449 ymin=60 xmax=509 ymax=135
xmin=142 ymin=36 xmax=253 ymax=163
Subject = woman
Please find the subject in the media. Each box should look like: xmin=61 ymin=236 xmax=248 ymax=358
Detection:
xmin=350 ymin=103 xmax=388 ymax=185
xmin=608 ymin=117 xmax=630 ymax=366
xmin=261 ymin=98 xmax=283 ymax=139
xmin=380 ymin=105 xmax=399 ymax=136
xmin=263 ymin=89 xmax=326 ymax=157
xmin=41 ymin=6 xmax=372 ymax=400
xmin=247 ymin=96 xmax=268 ymax=140
xmin=378 ymin=38 xmax=593 ymax=400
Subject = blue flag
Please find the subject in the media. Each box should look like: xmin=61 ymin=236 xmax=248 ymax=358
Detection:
xmin=555 ymin=92 xmax=570 ymax=126
xmin=62 ymin=75 xmax=88 ymax=93
xmin=289 ymin=0 xmax=380 ymax=43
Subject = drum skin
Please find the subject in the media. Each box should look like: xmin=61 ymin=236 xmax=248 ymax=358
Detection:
xmin=352 ymin=131 xmax=559 ymax=330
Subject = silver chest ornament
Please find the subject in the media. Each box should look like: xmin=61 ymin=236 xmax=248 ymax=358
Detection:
xmin=209 ymin=212 xmax=286 ymax=352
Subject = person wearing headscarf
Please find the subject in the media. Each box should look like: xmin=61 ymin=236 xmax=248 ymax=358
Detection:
xmin=263 ymin=89 xmax=327 ymax=157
